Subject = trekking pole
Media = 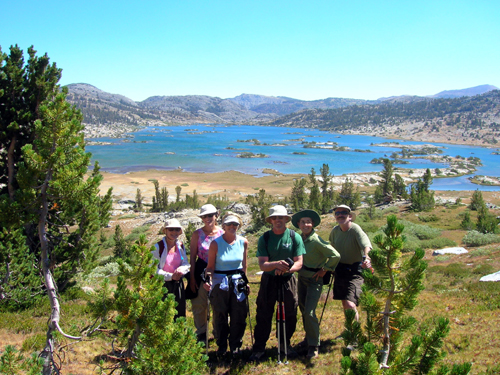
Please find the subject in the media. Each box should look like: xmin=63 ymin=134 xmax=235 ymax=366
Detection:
xmin=276 ymin=276 xmax=282 ymax=364
xmin=204 ymin=273 xmax=211 ymax=356
xmin=245 ymin=287 xmax=254 ymax=347
xmin=281 ymin=280 xmax=288 ymax=365
xmin=319 ymin=273 xmax=333 ymax=327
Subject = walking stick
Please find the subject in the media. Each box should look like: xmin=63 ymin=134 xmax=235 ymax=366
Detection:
xmin=319 ymin=273 xmax=333 ymax=328
xmin=245 ymin=287 xmax=254 ymax=347
xmin=281 ymin=279 xmax=288 ymax=365
xmin=276 ymin=276 xmax=282 ymax=364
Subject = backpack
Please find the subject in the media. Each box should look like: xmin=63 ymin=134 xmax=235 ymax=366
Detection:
xmin=156 ymin=239 xmax=186 ymax=259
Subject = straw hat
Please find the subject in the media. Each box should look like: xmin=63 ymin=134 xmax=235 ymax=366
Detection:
xmin=333 ymin=204 xmax=356 ymax=221
xmin=265 ymin=205 xmax=292 ymax=224
xmin=164 ymin=218 xmax=183 ymax=233
xmin=198 ymin=204 xmax=218 ymax=217
xmin=291 ymin=209 xmax=321 ymax=229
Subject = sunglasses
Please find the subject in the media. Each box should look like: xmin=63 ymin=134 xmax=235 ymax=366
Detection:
xmin=201 ymin=213 xmax=215 ymax=219
xmin=167 ymin=228 xmax=182 ymax=232
xmin=270 ymin=216 xmax=286 ymax=220
xmin=225 ymin=222 xmax=239 ymax=227
xmin=335 ymin=210 xmax=350 ymax=216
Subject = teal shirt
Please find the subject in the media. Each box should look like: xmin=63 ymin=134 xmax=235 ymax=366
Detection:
xmin=257 ymin=228 xmax=306 ymax=275
xmin=298 ymin=230 xmax=341 ymax=278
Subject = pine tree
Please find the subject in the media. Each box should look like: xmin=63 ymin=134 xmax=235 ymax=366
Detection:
xmin=336 ymin=177 xmax=361 ymax=210
xmin=476 ymin=203 xmax=499 ymax=234
xmin=339 ymin=216 xmax=469 ymax=374
xmin=0 ymin=46 xmax=112 ymax=373
xmin=469 ymin=189 xmax=485 ymax=211
xmin=134 ymin=188 xmax=143 ymax=212
xmin=410 ymin=169 xmax=435 ymax=212
xmin=308 ymin=168 xmax=322 ymax=213
xmin=245 ymin=188 xmax=273 ymax=232
xmin=290 ymin=178 xmax=308 ymax=212
xmin=113 ymin=225 xmax=130 ymax=259
xmin=460 ymin=211 xmax=475 ymax=231
xmin=320 ymin=163 xmax=334 ymax=214
xmin=89 ymin=235 xmax=207 ymax=374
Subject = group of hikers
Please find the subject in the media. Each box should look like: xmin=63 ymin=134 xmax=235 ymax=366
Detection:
xmin=151 ymin=202 xmax=372 ymax=361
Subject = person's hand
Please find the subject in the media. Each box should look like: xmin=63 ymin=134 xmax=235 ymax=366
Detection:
xmin=202 ymin=282 xmax=211 ymax=292
xmin=312 ymin=269 xmax=327 ymax=281
xmin=274 ymin=260 xmax=290 ymax=275
xmin=361 ymin=257 xmax=371 ymax=269
xmin=172 ymin=270 xmax=182 ymax=281
xmin=246 ymin=285 xmax=251 ymax=295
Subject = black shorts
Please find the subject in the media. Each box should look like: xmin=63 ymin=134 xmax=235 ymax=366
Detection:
xmin=333 ymin=272 xmax=364 ymax=306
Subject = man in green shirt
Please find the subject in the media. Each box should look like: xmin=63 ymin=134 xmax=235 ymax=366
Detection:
xmin=249 ymin=205 xmax=305 ymax=361
xmin=329 ymin=205 xmax=372 ymax=323
xmin=293 ymin=209 xmax=340 ymax=359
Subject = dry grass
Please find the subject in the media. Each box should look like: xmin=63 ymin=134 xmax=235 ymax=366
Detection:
xmin=2 ymin=177 xmax=500 ymax=374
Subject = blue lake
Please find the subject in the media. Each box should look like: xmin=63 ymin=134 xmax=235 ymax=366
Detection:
xmin=87 ymin=124 xmax=500 ymax=191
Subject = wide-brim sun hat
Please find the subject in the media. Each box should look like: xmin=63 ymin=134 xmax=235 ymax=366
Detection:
xmin=164 ymin=218 xmax=183 ymax=233
xmin=198 ymin=204 xmax=218 ymax=217
xmin=265 ymin=205 xmax=292 ymax=224
xmin=333 ymin=204 xmax=356 ymax=221
xmin=291 ymin=209 xmax=321 ymax=229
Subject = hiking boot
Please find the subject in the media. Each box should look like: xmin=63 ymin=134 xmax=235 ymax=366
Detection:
xmin=249 ymin=351 xmax=266 ymax=361
xmin=297 ymin=337 xmax=308 ymax=348
xmin=216 ymin=348 xmax=227 ymax=359
xmin=306 ymin=346 xmax=319 ymax=359
xmin=231 ymin=347 xmax=241 ymax=359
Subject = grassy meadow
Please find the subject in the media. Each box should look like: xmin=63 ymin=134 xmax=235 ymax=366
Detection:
xmin=1 ymin=176 xmax=500 ymax=374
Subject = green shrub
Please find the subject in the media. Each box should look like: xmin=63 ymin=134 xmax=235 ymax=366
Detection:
xmin=472 ymin=264 xmax=495 ymax=275
xmin=463 ymin=230 xmax=500 ymax=247
xmin=125 ymin=225 xmax=151 ymax=242
xmin=469 ymin=248 xmax=492 ymax=257
xmin=399 ymin=220 xmax=441 ymax=240
xmin=420 ymin=237 xmax=457 ymax=249
xmin=429 ymin=263 xmax=469 ymax=279
xmin=418 ymin=214 xmax=439 ymax=222
xmin=357 ymin=221 xmax=380 ymax=233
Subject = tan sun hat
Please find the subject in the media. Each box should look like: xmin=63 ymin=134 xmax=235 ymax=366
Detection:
xmin=164 ymin=218 xmax=183 ymax=233
xmin=333 ymin=204 xmax=356 ymax=221
xmin=198 ymin=204 xmax=218 ymax=217
xmin=265 ymin=205 xmax=292 ymax=224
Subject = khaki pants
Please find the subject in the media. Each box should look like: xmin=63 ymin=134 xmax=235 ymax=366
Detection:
xmin=191 ymin=280 xmax=217 ymax=337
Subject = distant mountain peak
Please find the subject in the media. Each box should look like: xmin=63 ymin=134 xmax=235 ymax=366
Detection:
xmin=431 ymin=84 xmax=498 ymax=99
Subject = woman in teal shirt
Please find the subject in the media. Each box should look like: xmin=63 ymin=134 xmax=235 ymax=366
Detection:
xmin=203 ymin=212 xmax=249 ymax=358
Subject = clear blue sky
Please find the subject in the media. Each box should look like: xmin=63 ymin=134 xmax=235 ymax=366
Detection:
xmin=1 ymin=0 xmax=498 ymax=102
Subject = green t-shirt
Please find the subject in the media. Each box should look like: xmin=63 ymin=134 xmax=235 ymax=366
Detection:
xmin=257 ymin=228 xmax=306 ymax=275
xmin=329 ymin=223 xmax=372 ymax=265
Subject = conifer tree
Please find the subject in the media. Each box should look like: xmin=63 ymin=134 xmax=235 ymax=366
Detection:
xmin=410 ymin=169 xmax=435 ymax=212
xmin=339 ymin=215 xmax=470 ymax=374
xmin=469 ymin=189 xmax=485 ymax=211
xmin=308 ymin=168 xmax=322 ymax=213
xmin=320 ymin=163 xmax=334 ymax=213
xmin=290 ymin=178 xmax=308 ymax=212
xmin=336 ymin=177 xmax=361 ymax=210
xmin=134 ymin=188 xmax=143 ymax=211
xmin=89 ymin=235 xmax=207 ymax=374
xmin=245 ymin=188 xmax=273 ymax=232
xmin=0 ymin=45 xmax=112 ymax=373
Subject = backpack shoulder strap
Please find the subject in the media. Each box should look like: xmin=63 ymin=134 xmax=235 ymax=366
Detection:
xmin=263 ymin=230 xmax=271 ymax=250
xmin=289 ymin=229 xmax=297 ymax=249
xmin=157 ymin=239 xmax=166 ymax=258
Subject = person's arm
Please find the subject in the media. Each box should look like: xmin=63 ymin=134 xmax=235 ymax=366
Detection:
xmin=175 ymin=242 xmax=191 ymax=278
xmin=362 ymin=246 xmax=372 ymax=269
xmin=258 ymin=256 xmax=291 ymax=274
xmin=189 ymin=231 xmax=200 ymax=291
xmin=242 ymin=238 xmax=248 ymax=275
xmin=203 ymin=240 xmax=218 ymax=291
xmin=289 ymin=255 xmax=303 ymax=273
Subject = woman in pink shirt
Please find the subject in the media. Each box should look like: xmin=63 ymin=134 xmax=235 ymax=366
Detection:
xmin=152 ymin=218 xmax=190 ymax=319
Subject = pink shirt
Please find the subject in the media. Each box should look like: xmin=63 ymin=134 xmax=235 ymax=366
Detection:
xmin=196 ymin=227 xmax=224 ymax=262
xmin=162 ymin=245 xmax=183 ymax=273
